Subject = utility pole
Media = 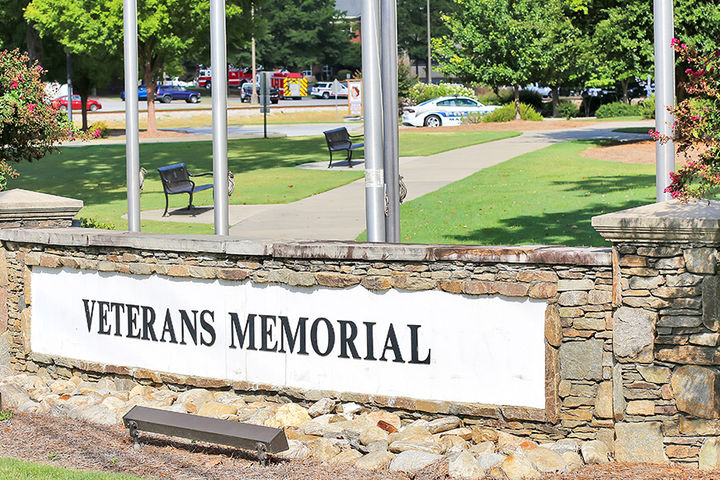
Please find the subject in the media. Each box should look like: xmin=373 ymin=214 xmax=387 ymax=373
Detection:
xmin=426 ymin=0 xmax=431 ymax=84
xmin=382 ymin=0 xmax=400 ymax=242
xmin=65 ymin=51 xmax=73 ymax=123
xmin=210 ymin=0 xmax=229 ymax=235
xmin=250 ymin=2 xmax=258 ymax=105
xmin=653 ymin=0 xmax=675 ymax=202
xmin=123 ymin=0 xmax=140 ymax=232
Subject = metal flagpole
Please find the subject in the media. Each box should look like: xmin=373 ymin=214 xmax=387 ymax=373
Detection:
xmin=381 ymin=0 xmax=400 ymax=242
xmin=653 ymin=0 xmax=675 ymax=202
xmin=123 ymin=0 xmax=140 ymax=232
xmin=362 ymin=0 xmax=385 ymax=242
xmin=65 ymin=52 xmax=72 ymax=123
xmin=426 ymin=0 xmax=431 ymax=84
xmin=210 ymin=0 xmax=229 ymax=235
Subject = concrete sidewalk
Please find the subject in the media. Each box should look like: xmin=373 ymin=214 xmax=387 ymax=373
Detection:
xmin=138 ymin=120 xmax=652 ymax=240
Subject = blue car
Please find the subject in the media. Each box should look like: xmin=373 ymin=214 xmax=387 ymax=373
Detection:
xmin=121 ymin=85 xmax=201 ymax=103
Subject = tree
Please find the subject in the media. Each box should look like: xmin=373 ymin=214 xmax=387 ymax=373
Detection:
xmin=244 ymin=0 xmax=358 ymax=72
xmin=434 ymin=0 xmax=549 ymax=119
xmin=396 ymin=0 xmax=454 ymax=76
xmin=26 ymin=0 xmax=243 ymax=133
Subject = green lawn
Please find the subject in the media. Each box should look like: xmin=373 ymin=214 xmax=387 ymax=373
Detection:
xmin=11 ymin=130 xmax=518 ymax=234
xmin=361 ymin=140 xmax=655 ymax=246
xmin=0 ymin=458 xmax=147 ymax=480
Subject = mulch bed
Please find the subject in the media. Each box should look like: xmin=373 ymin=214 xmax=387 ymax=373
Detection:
xmin=2 ymin=412 xmax=720 ymax=480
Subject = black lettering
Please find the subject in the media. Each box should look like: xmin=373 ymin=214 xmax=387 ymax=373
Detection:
xmin=179 ymin=310 xmax=198 ymax=345
xmin=260 ymin=315 xmax=277 ymax=352
xmin=278 ymin=316 xmax=308 ymax=355
xmin=408 ymin=324 xmax=431 ymax=365
xmin=200 ymin=310 xmax=216 ymax=346
xmin=310 ymin=317 xmax=335 ymax=357
xmin=338 ymin=320 xmax=360 ymax=359
xmin=363 ymin=322 xmax=377 ymax=361
xmin=379 ymin=324 xmax=405 ymax=363
xmin=141 ymin=306 xmax=158 ymax=341
xmin=82 ymin=299 xmax=96 ymax=333
xmin=229 ymin=313 xmax=257 ymax=350
xmin=126 ymin=304 xmax=141 ymax=339
xmin=97 ymin=301 xmax=111 ymax=335
xmin=160 ymin=309 xmax=178 ymax=344
xmin=110 ymin=302 xmax=125 ymax=337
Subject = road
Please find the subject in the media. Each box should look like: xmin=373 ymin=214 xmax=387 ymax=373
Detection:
xmin=92 ymin=96 xmax=348 ymax=113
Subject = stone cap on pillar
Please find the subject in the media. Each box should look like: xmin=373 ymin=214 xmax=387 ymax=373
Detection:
xmin=592 ymin=200 xmax=720 ymax=245
xmin=0 ymin=189 xmax=83 ymax=227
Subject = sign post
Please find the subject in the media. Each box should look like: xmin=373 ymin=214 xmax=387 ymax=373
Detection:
xmin=331 ymin=78 xmax=343 ymax=121
xmin=260 ymin=71 xmax=270 ymax=139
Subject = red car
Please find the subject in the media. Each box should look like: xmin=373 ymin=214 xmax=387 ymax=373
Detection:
xmin=51 ymin=95 xmax=102 ymax=112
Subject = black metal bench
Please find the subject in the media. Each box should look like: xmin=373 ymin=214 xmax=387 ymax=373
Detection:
xmin=122 ymin=406 xmax=288 ymax=465
xmin=157 ymin=163 xmax=213 ymax=216
xmin=323 ymin=127 xmax=364 ymax=168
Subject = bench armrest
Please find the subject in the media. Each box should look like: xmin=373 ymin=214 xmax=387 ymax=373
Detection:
xmin=349 ymin=134 xmax=364 ymax=139
xmin=189 ymin=172 xmax=213 ymax=177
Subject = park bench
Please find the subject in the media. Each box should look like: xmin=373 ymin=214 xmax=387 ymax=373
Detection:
xmin=323 ymin=127 xmax=364 ymax=168
xmin=157 ymin=163 xmax=213 ymax=216
xmin=122 ymin=406 xmax=288 ymax=465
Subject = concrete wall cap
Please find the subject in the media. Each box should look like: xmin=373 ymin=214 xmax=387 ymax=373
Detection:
xmin=0 ymin=188 xmax=83 ymax=220
xmin=592 ymin=200 xmax=720 ymax=245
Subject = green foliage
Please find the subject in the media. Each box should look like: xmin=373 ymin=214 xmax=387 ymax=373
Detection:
xmin=397 ymin=0 xmax=454 ymax=63
xmin=88 ymin=121 xmax=109 ymax=139
xmin=639 ymin=95 xmax=655 ymax=119
xmin=407 ymin=82 xmax=476 ymax=105
xmin=518 ymin=90 xmax=543 ymax=113
xmin=480 ymin=103 xmax=543 ymax=123
xmin=477 ymin=90 xmax=513 ymax=105
xmin=558 ymin=101 xmax=580 ymax=120
xmin=80 ymin=217 xmax=115 ymax=230
xmin=595 ymin=102 xmax=641 ymax=119
xmin=0 ymin=408 xmax=13 ymax=421
xmin=0 ymin=49 xmax=81 ymax=190
xmin=398 ymin=61 xmax=419 ymax=101
xmin=0 ymin=457 xmax=148 ymax=479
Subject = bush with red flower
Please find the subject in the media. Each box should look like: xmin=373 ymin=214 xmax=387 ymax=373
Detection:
xmin=0 ymin=49 xmax=82 ymax=191
xmin=651 ymin=39 xmax=720 ymax=201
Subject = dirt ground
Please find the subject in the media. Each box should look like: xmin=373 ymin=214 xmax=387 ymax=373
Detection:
xmin=2 ymin=412 xmax=720 ymax=480
xmin=581 ymin=139 xmax=697 ymax=167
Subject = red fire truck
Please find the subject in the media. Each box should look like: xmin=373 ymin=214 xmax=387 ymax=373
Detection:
xmin=269 ymin=71 xmax=307 ymax=99
xmin=196 ymin=66 xmax=252 ymax=89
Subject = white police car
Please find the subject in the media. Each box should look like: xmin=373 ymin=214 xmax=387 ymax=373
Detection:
xmin=401 ymin=96 xmax=501 ymax=127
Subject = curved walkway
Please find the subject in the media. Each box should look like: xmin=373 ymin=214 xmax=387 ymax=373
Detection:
xmin=139 ymin=120 xmax=653 ymax=241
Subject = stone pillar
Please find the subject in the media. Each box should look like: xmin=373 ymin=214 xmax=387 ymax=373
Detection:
xmin=593 ymin=200 xmax=720 ymax=467
xmin=0 ymin=189 xmax=83 ymax=229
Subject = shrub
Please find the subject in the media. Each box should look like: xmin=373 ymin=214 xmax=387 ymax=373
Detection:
xmin=519 ymin=90 xmax=543 ymax=113
xmin=558 ymin=101 xmax=580 ymax=120
xmin=80 ymin=217 xmax=116 ymax=230
xmin=88 ymin=121 xmax=109 ymax=139
xmin=0 ymin=49 xmax=83 ymax=190
xmin=407 ymin=82 xmax=476 ymax=105
xmin=639 ymin=95 xmax=656 ymax=119
xmin=0 ymin=408 xmax=13 ymax=421
xmin=477 ymin=89 xmax=513 ymax=106
xmin=477 ymin=103 xmax=543 ymax=123
xmin=595 ymin=102 xmax=641 ymax=118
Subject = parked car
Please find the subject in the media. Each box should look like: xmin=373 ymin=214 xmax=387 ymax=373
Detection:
xmin=51 ymin=95 xmax=102 ymax=112
xmin=310 ymin=81 xmax=348 ymax=99
xmin=239 ymin=83 xmax=279 ymax=104
xmin=401 ymin=96 xmax=501 ymax=127
xmin=121 ymin=85 xmax=201 ymax=103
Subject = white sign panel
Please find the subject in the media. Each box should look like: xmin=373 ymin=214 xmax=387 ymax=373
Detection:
xmin=348 ymin=80 xmax=362 ymax=116
xmin=31 ymin=267 xmax=546 ymax=408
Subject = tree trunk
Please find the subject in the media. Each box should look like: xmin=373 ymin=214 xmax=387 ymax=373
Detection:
xmin=143 ymin=45 xmax=157 ymax=134
xmin=552 ymin=85 xmax=560 ymax=118
xmin=514 ymin=84 xmax=521 ymax=120
xmin=80 ymin=93 xmax=88 ymax=131
xmin=25 ymin=24 xmax=43 ymax=65
xmin=621 ymin=78 xmax=630 ymax=104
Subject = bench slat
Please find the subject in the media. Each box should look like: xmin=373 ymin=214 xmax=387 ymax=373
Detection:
xmin=122 ymin=406 xmax=289 ymax=453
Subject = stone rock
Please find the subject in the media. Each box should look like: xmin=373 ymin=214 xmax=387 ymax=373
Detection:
xmin=626 ymin=400 xmax=655 ymax=416
xmin=614 ymin=422 xmax=667 ymax=463
xmin=129 ymin=385 xmax=154 ymax=399
xmin=265 ymin=403 xmax=311 ymax=428
xmin=613 ymin=364 xmax=626 ymax=421
xmin=559 ymin=340 xmax=603 ymax=381
xmin=427 ymin=416 xmax=461 ymax=434
xmin=73 ymin=403 xmax=118 ymax=425
xmin=690 ymin=333 xmax=720 ymax=347
xmin=526 ymin=447 xmax=565 ymax=473
xmin=308 ymin=398 xmax=336 ymax=418
xmin=613 ymin=307 xmax=655 ymax=362
xmin=366 ymin=440 xmax=389 ymax=452
xmin=389 ymin=450 xmax=442 ymax=475
xmin=439 ymin=435 xmax=469 ymax=454
xmin=276 ymin=440 xmax=310 ymax=460
xmin=498 ymin=432 xmax=532 ymax=455
xmin=176 ymin=389 xmax=214 ymax=413
xmin=580 ymin=440 xmax=610 ymax=464
xmin=448 ymin=451 xmax=484 ymax=479
xmin=329 ymin=449 xmax=363 ymax=465
xmin=391 ymin=425 xmax=432 ymax=443
xmin=562 ymin=451 xmax=584 ymax=472
xmin=477 ymin=453 xmax=506 ymax=471
xmin=302 ymin=415 xmax=342 ymax=437
xmin=360 ymin=425 xmax=389 ymax=445
xmin=703 ymin=276 xmax=720 ymax=331
xmin=440 ymin=428 xmax=472 ymax=440
xmin=48 ymin=379 xmax=76 ymax=395
xmin=672 ymin=365 xmax=720 ymax=419
xmin=501 ymin=453 xmax=540 ymax=480
xmin=0 ymin=383 xmax=30 ymax=408
xmin=699 ymin=438 xmax=720 ymax=470
xmin=306 ymin=438 xmax=341 ymax=461
xmin=389 ymin=439 xmax=443 ymax=455
xmin=595 ymin=382 xmax=613 ymax=419
xmin=471 ymin=426 xmax=498 ymax=444
xmin=339 ymin=402 xmax=362 ymax=415
xmin=197 ymin=401 xmax=238 ymax=418
xmin=469 ymin=441 xmax=495 ymax=455
xmin=246 ymin=406 xmax=277 ymax=426
xmin=365 ymin=410 xmax=402 ymax=430
xmin=354 ymin=451 xmax=395 ymax=470
xmin=637 ymin=365 xmax=671 ymax=384
xmin=545 ymin=305 xmax=562 ymax=348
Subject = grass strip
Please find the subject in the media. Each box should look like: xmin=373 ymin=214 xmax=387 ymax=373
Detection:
xmin=0 ymin=457 xmax=147 ymax=480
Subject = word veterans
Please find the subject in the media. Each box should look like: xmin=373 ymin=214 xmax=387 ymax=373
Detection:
xmin=82 ymin=299 xmax=432 ymax=365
